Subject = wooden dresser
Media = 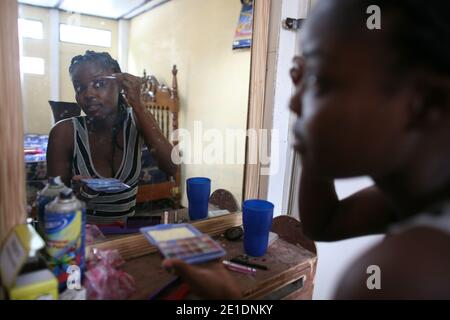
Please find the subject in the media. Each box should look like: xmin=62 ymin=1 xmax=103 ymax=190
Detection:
xmin=91 ymin=213 xmax=317 ymax=300
xmin=122 ymin=227 xmax=317 ymax=299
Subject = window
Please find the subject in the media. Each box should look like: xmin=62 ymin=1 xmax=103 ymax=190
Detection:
xmin=20 ymin=57 xmax=45 ymax=75
xmin=59 ymin=24 xmax=112 ymax=47
xmin=18 ymin=18 xmax=43 ymax=39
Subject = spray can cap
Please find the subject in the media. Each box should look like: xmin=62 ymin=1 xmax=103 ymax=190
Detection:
xmin=49 ymin=176 xmax=63 ymax=186
xmin=60 ymin=189 xmax=73 ymax=200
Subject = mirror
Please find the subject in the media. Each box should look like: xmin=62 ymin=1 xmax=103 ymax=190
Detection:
xmin=19 ymin=0 xmax=254 ymax=243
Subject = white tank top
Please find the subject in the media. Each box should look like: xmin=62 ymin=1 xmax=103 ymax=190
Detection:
xmin=389 ymin=202 xmax=450 ymax=235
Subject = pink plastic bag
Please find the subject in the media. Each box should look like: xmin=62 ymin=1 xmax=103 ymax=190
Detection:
xmin=85 ymin=224 xmax=106 ymax=245
xmin=84 ymin=248 xmax=135 ymax=300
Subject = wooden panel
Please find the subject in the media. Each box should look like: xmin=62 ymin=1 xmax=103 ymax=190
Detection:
xmin=143 ymin=94 xmax=178 ymax=112
xmin=136 ymin=166 xmax=181 ymax=205
xmin=259 ymin=273 xmax=307 ymax=300
xmin=238 ymin=242 xmax=316 ymax=299
xmin=283 ymin=252 xmax=317 ymax=300
xmin=244 ymin=0 xmax=271 ymax=200
xmin=135 ymin=181 xmax=174 ymax=202
xmin=282 ymin=265 xmax=316 ymax=300
xmin=0 ymin=0 xmax=26 ymax=244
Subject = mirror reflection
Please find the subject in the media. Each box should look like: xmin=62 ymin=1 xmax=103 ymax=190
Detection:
xmin=20 ymin=0 xmax=253 ymax=242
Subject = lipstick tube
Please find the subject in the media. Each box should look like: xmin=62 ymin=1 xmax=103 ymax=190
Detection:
xmin=223 ymin=260 xmax=256 ymax=275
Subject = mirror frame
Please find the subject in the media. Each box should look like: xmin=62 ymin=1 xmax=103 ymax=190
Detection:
xmin=0 ymin=0 xmax=27 ymax=244
xmin=0 ymin=0 xmax=271 ymax=249
xmin=244 ymin=0 xmax=271 ymax=201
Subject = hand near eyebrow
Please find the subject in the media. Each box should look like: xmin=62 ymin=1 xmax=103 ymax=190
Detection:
xmin=162 ymin=259 xmax=242 ymax=300
xmin=111 ymin=73 xmax=143 ymax=111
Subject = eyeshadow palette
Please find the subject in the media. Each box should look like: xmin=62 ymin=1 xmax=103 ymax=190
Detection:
xmin=81 ymin=178 xmax=130 ymax=193
xmin=140 ymin=224 xmax=226 ymax=264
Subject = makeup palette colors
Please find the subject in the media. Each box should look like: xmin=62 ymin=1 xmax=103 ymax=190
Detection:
xmin=140 ymin=224 xmax=226 ymax=264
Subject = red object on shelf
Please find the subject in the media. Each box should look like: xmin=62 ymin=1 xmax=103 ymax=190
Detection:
xmin=24 ymin=148 xmax=44 ymax=155
xmin=164 ymin=283 xmax=190 ymax=300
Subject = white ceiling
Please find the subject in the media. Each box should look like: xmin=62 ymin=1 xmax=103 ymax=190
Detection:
xmin=17 ymin=0 xmax=165 ymax=20
xmin=19 ymin=0 xmax=60 ymax=6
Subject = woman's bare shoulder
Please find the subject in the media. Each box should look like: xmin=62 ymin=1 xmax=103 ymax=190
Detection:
xmin=51 ymin=118 xmax=73 ymax=132
xmin=335 ymin=227 xmax=450 ymax=299
xmin=48 ymin=118 xmax=75 ymax=150
xmin=49 ymin=118 xmax=74 ymax=137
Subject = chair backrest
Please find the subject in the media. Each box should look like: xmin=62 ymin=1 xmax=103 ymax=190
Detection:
xmin=140 ymin=65 xmax=179 ymax=146
xmin=137 ymin=66 xmax=181 ymax=207
xmin=48 ymin=100 xmax=81 ymax=123
xmin=271 ymin=215 xmax=317 ymax=254
xmin=209 ymin=189 xmax=240 ymax=212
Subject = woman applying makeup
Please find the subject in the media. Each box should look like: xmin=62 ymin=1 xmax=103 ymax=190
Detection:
xmin=47 ymin=51 xmax=177 ymax=224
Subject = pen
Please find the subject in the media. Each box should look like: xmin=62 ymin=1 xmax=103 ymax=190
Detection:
xmin=230 ymin=258 xmax=268 ymax=270
xmin=223 ymin=260 xmax=256 ymax=275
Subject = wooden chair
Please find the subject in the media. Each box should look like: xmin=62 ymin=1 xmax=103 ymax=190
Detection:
xmin=136 ymin=65 xmax=181 ymax=207
xmin=209 ymin=189 xmax=240 ymax=212
xmin=271 ymin=215 xmax=317 ymax=255
xmin=48 ymin=100 xmax=81 ymax=123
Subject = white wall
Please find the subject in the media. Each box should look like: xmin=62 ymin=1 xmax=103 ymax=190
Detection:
xmin=127 ymin=0 xmax=251 ymax=205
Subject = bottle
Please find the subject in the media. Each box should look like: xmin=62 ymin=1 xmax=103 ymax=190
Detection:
xmin=44 ymin=190 xmax=86 ymax=292
xmin=20 ymin=219 xmax=48 ymax=275
xmin=36 ymin=176 xmax=70 ymax=237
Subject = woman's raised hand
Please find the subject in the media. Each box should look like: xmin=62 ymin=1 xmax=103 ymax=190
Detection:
xmin=111 ymin=73 xmax=143 ymax=110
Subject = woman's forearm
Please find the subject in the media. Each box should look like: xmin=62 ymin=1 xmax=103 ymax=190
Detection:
xmin=111 ymin=72 xmax=178 ymax=177
xmin=299 ymin=168 xmax=340 ymax=239
xmin=300 ymin=167 xmax=395 ymax=241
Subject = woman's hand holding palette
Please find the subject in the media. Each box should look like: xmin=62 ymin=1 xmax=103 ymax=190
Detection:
xmin=81 ymin=178 xmax=130 ymax=193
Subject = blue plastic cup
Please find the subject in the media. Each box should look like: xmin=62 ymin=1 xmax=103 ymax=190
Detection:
xmin=242 ymin=199 xmax=274 ymax=257
xmin=186 ymin=177 xmax=211 ymax=221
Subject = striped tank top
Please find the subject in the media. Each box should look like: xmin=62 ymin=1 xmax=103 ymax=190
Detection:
xmin=72 ymin=108 xmax=143 ymax=223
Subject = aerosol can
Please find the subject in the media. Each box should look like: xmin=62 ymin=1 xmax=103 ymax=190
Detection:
xmin=36 ymin=176 xmax=70 ymax=237
xmin=44 ymin=190 xmax=86 ymax=292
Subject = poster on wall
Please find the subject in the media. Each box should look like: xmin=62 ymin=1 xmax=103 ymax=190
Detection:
xmin=232 ymin=0 xmax=254 ymax=50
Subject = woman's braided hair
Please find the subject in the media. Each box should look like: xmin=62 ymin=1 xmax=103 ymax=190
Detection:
xmin=69 ymin=50 xmax=122 ymax=76
xmin=69 ymin=50 xmax=128 ymax=177
xmin=376 ymin=0 xmax=450 ymax=78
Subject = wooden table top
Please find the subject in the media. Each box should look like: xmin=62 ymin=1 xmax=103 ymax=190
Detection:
xmin=122 ymin=235 xmax=316 ymax=300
